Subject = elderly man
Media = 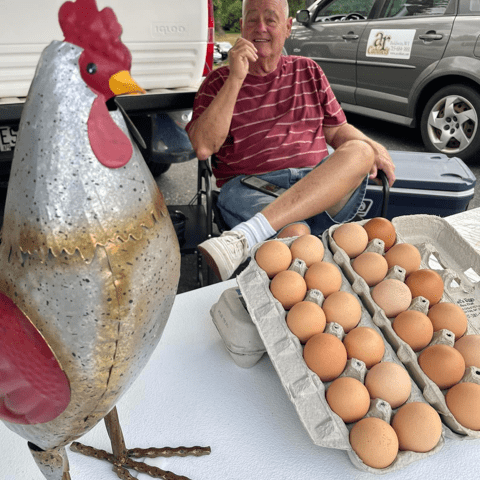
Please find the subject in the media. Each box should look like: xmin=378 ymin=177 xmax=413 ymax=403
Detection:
xmin=187 ymin=0 xmax=395 ymax=281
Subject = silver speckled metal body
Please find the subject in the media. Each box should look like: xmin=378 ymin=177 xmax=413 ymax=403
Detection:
xmin=0 ymin=41 xmax=180 ymax=449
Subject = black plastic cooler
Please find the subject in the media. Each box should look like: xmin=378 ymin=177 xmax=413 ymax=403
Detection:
xmin=359 ymin=151 xmax=476 ymax=220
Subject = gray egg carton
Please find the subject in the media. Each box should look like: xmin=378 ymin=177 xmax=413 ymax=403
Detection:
xmin=327 ymin=214 xmax=480 ymax=438
xmin=213 ymin=236 xmax=448 ymax=474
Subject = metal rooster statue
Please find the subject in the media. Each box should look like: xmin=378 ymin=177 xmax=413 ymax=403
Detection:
xmin=0 ymin=0 xmax=209 ymax=479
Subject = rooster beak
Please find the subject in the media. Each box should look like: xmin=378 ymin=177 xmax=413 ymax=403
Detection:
xmin=109 ymin=70 xmax=146 ymax=96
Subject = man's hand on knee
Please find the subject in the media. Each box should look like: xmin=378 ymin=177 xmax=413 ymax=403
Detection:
xmin=367 ymin=140 xmax=396 ymax=187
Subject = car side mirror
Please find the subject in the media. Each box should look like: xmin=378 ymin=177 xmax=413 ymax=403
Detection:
xmin=296 ymin=10 xmax=310 ymax=24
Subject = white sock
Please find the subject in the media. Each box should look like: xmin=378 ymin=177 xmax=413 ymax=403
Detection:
xmin=233 ymin=212 xmax=277 ymax=251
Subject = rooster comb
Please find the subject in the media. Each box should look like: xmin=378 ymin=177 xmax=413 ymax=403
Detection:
xmin=59 ymin=0 xmax=131 ymax=67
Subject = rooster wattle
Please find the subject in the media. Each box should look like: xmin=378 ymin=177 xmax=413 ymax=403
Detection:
xmin=0 ymin=1 xmax=209 ymax=479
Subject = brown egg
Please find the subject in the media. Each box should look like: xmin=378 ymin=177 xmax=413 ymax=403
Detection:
xmin=332 ymin=223 xmax=369 ymax=258
xmin=326 ymin=376 xmax=370 ymax=423
xmin=384 ymin=243 xmax=421 ymax=276
xmin=391 ymin=402 xmax=442 ymax=452
xmin=454 ymin=335 xmax=480 ymax=368
xmin=270 ymin=270 xmax=307 ymax=310
xmin=446 ymin=382 xmax=480 ymax=431
xmin=365 ymin=362 xmax=412 ymax=409
xmin=363 ymin=217 xmax=396 ymax=252
xmin=371 ymin=279 xmax=412 ymax=318
xmin=286 ymin=301 xmax=326 ymax=343
xmin=428 ymin=302 xmax=468 ymax=340
xmin=352 ymin=251 xmax=388 ymax=287
xmin=304 ymin=261 xmax=342 ymax=298
xmin=255 ymin=240 xmax=292 ymax=278
xmin=392 ymin=310 xmax=434 ymax=352
xmin=303 ymin=332 xmax=347 ymax=382
xmin=322 ymin=291 xmax=362 ymax=333
xmin=290 ymin=234 xmax=324 ymax=267
xmin=350 ymin=417 xmax=399 ymax=469
xmin=343 ymin=326 xmax=385 ymax=369
xmin=418 ymin=344 xmax=465 ymax=389
xmin=405 ymin=269 xmax=444 ymax=306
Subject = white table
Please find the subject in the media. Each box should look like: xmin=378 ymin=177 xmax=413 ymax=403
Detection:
xmin=2 ymin=211 xmax=480 ymax=480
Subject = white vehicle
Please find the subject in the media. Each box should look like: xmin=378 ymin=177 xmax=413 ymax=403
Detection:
xmin=0 ymin=0 xmax=214 ymax=176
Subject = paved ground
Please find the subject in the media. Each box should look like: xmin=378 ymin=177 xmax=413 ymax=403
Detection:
xmin=156 ymin=111 xmax=480 ymax=294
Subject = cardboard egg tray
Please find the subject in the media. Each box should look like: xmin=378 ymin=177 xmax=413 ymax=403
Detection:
xmin=327 ymin=214 xmax=480 ymax=439
xmin=231 ymin=233 xmax=447 ymax=474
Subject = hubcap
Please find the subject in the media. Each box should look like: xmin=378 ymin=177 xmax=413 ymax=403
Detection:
xmin=427 ymin=94 xmax=477 ymax=155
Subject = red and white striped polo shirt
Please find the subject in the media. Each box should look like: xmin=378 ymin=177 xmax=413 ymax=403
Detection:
xmin=187 ymin=55 xmax=346 ymax=187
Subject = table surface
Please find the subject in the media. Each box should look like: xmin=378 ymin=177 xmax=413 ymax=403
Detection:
xmin=2 ymin=211 xmax=480 ymax=480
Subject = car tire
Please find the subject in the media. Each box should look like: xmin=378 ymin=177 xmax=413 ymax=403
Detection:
xmin=146 ymin=160 xmax=172 ymax=177
xmin=420 ymin=84 xmax=480 ymax=162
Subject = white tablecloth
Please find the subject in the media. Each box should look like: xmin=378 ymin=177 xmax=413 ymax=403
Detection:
xmin=2 ymin=210 xmax=480 ymax=480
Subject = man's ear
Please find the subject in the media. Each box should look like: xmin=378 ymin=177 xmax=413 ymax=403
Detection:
xmin=286 ymin=17 xmax=293 ymax=38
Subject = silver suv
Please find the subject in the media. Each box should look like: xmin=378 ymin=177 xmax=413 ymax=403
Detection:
xmin=284 ymin=0 xmax=480 ymax=162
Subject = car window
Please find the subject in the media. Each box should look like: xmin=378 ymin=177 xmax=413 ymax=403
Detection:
xmin=383 ymin=0 xmax=451 ymax=18
xmin=458 ymin=0 xmax=480 ymax=14
xmin=314 ymin=0 xmax=376 ymax=20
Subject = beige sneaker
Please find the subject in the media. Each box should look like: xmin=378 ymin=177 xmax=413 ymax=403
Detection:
xmin=198 ymin=231 xmax=249 ymax=281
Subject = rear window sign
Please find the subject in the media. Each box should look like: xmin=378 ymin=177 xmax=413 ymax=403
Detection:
xmin=366 ymin=29 xmax=416 ymax=59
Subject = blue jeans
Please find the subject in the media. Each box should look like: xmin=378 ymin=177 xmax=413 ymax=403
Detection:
xmin=217 ymin=161 xmax=368 ymax=237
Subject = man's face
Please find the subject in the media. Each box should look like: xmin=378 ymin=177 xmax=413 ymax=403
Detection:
xmin=241 ymin=0 xmax=292 ymax=63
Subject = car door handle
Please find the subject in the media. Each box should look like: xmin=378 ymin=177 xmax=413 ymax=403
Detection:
xmin=342 ymin=33 xmax=359 ymax=40
xmin=419 ymin=32 xmax=443 ymax=41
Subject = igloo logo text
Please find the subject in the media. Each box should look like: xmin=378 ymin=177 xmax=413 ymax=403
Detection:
xmin=153 ymin=24 xmax=187 ymax=36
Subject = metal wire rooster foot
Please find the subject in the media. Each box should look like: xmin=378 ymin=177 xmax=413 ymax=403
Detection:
xmin=70 ymin=407 xmax=211 ymax=480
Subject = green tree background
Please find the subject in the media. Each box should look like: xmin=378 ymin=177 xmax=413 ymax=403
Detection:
xmin=214 ymin=0 xmax=314 ymax=32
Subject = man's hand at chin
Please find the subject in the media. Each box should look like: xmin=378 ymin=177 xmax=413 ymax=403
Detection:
xmin=228 ymin=38 xmax=258 ymax=82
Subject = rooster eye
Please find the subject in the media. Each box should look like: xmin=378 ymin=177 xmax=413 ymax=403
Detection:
xmin=86 ymin=63 xmax=97 ymax=75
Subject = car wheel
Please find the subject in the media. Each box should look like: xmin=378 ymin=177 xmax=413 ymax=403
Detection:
xmin=146 ymin=160 xmax=172 ymax=177
xmin=420 ymin=84 xmax=480 ymax=162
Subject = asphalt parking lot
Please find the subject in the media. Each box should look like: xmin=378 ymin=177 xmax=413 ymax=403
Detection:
xmin=157 ymin=112 xmax=480 ymax=294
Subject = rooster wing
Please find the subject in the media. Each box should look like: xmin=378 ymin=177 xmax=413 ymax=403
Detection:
xmin=0 ymin=293 xmax=70 ymax=425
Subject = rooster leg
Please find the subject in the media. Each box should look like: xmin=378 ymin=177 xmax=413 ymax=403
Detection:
xmin=104 ymin=406 xmax=129 ymax=467
xmin=70 ymin=407 xmax=211 ymax=480
xmin=28 ymin=442 xmax=71 ymax=480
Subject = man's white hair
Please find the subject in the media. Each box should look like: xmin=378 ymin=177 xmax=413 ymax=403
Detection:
xmin=242 ymin=0 xmax=289 ymax=20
